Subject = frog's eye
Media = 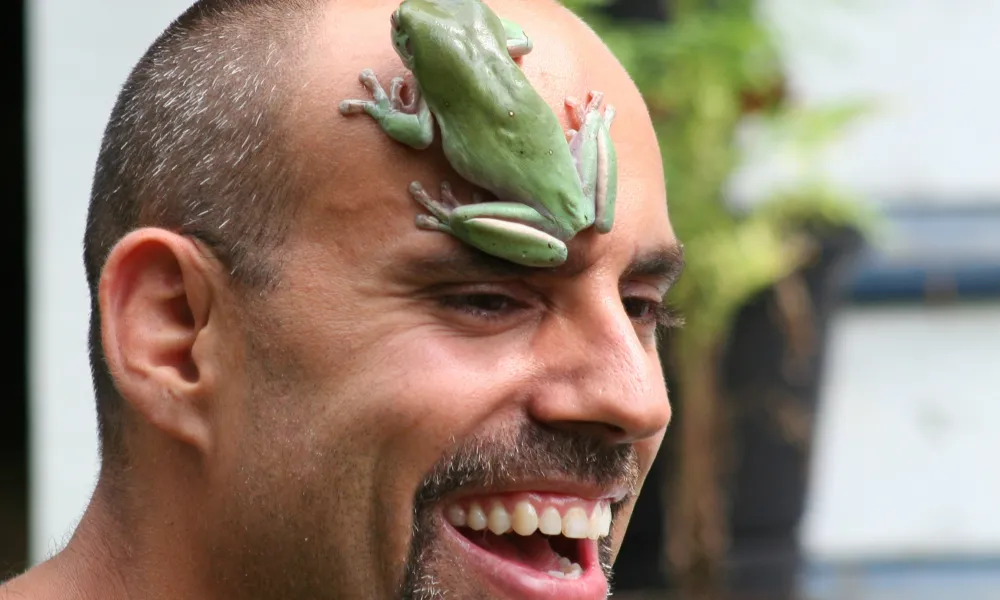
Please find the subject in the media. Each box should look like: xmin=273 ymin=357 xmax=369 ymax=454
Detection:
xmin=390 ymin=11 xmax=401 ymax=31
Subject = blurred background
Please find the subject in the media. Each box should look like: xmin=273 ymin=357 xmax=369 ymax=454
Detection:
xmin=1 ymin=0 xmax=998 ymax=599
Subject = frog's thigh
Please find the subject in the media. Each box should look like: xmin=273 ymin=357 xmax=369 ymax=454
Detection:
xmin=450 ymin=202 xmax=568 ymax=267
xmin=448 ymin=201 xmax=549 ymax=228
xmin=592 ymin=122 xmax=618 ymax=233
xmin=566 ymin=117 xmax=618 ymax=234
xmin=459 ymin=219 xmax=569 ymax=267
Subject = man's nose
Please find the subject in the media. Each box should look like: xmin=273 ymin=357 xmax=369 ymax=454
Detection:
xmin=526 ymin=297 xmax=672 ymax=444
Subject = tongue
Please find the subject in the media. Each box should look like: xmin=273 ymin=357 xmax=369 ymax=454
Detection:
xmin=464 ymin=530 xmax=567 ymax=572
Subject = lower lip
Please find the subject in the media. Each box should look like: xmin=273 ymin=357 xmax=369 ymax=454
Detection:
xmin=437 ymin=511 xmax=609 ymax=600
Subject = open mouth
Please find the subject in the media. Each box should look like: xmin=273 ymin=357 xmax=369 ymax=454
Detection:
xmin=441 ymin=493 xmax=613 ymax=580
xmin=459 ymin=529 xmax=588 ymax=579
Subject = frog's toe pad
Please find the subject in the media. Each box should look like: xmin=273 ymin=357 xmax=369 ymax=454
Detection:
xmin=586 ymin=91 xmax=605 ymax=109
xmin=339 ymin=100 xmax=366 ymax=115
xmin=415 ymin=214 xmax=450 ymax=233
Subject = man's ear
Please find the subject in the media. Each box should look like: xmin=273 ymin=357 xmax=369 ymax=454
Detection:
xmin=99 ymin=228 xmax=223 ymax=454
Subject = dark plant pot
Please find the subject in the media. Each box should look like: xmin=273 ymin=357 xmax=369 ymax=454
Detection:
xmin=613 ymin=225 xmax=865 ymax=597
xmin=600 ymin=0 xmax=672 ymax=23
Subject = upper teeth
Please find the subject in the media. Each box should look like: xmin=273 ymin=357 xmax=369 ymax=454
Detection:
xmin=446 ymin=498 xmax=613 ymax=539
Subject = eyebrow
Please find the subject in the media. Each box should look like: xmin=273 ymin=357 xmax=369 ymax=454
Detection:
xmin=392 ymin=244 xmax=544 ymax=281
xmin=392 ymin=240 xmax=685 ymax=286
xmin=623 ymin=243 xmax=686 ymax=289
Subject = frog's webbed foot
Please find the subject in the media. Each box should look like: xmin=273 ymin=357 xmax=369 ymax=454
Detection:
xmin=338 ymin=69 xmax=390 ymax=116
xmin=339 ymin=69 xmax=434 ymax=149
xmin=564 ymin=90 xmax=618 ymax=234
xmin=565 ymin=91 xmax=616 ymax=132
xmin=411 ymin=181 xmax=494 ymax=229
xmin=391 ymin=74 xmax=422 ymax=114
xmin=410 ymin=181 xmax=456 ymax=233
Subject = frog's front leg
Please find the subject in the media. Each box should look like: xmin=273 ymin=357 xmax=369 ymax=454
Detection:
xmin=501 ymin=18 xmax=533 ymax=58
xmin=339 ymin=69 xmax=434 ymax=149
xmin=565 ymin=91 xmax=618 ymax=234
xmin=410 ymin=181 xmax=569 ymax=268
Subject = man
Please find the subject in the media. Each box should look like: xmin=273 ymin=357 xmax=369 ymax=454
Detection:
xmin=6 ymin=0 xmax=683 ymax=598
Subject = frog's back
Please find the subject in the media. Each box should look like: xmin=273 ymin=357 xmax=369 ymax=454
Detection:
xmin=440 ymin=99 xmax=584 ymax=211
xmin=408 ymin=0 xmax=587 ymax=216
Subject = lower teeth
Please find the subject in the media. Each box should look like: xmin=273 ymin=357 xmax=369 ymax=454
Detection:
xmin=547 ymin=554 xmax=583 ymax=579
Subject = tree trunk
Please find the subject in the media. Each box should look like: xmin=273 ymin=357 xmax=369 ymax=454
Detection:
xmin=667 ymin=334 xmax=728 ymax=600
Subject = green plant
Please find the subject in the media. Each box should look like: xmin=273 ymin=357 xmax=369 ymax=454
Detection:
xmin=560 ymin=0 xmax=876 ymax=596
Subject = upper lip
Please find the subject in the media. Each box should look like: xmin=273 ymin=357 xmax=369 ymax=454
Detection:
xmin=438 ymin=479 xmax=631 ymax=505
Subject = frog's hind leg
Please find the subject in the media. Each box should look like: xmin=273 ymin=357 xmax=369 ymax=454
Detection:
xmin=565 ymin=91 xmax=618 ymax=234
xmin=409 ymin=181 xmax=570 ymax=267
xmin=502 ymin=18 xmax=533 ymax=58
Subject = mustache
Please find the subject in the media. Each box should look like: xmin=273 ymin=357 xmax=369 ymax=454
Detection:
xmin=414 ymin=421 xmax=641 ymax=510
xmin=400 ymin=422 xmax=641 ymax=599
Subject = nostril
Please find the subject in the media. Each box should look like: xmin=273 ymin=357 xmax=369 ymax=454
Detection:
xmin=593 ymin=422 xmax=627 ymax=441
xmin=604 ymin=423 xmax=627 ymax=438
xmin=545 ymin=420 xmax=627 ymax=442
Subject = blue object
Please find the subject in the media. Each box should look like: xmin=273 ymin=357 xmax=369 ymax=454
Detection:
xmin=845 ymin=204 xmax=1000 ymax=303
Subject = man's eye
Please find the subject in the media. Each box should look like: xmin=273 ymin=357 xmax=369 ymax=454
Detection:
xmin=439 ymin=293 xmax=520 ymax=319
xmin=623 ymin=297 xmax=685 ymax=330
xmin=622 ymin=297 xmax=658 ymax=321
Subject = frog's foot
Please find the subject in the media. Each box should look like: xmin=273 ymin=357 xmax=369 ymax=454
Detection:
xmin=564 ymin=90 xmax=618 ymax=234
xmin=437 ymin=181 xmax=460 ymax=209
xmin=339 ymin=69 xmax=435 ymax=149
xmin=410 ymin=181 xmax=456 ymax=233
xmin=564 ymin=91 xmax=612 ymax=147
xmin=411 ymin=182 xmax=488 ymax=232
xmin=391 ymin=73 xmax=421 ymax=114
xmin=339 ymin=69 xmax=390 ymax=117
xmin=565 ymin=91 xmax=616 ymax=131
xmin=340 ymin=70 xmax=419 ymax=116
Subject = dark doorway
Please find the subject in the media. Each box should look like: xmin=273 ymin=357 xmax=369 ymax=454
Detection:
xmin=0 ymin=0 xmax=28 ymax=581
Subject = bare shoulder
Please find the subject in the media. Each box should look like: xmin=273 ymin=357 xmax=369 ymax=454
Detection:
xmin=0 ymin=574 xmax=33 ymax=599
xmin=0 ymin=562 xmax=62 ymax=600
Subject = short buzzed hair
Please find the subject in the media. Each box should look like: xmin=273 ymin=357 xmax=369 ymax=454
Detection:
xmin=83 ymin=0 xmax=324 ymax=467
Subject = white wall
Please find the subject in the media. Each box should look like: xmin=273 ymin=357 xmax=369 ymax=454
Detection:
xmin=27 ymin=0 xmax=194 ymax=563
xmin=801 ymin=304 xmax=1000 ymax=561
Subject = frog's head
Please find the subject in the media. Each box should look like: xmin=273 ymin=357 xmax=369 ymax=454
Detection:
xmin=390 ymin=0 xmax=480 ymax=71
xmin=388 ymin=6 xmax=417 ymax=70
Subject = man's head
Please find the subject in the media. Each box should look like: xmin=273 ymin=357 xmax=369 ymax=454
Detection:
xmin=83 ymin=0 xmax=681 ymax=598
